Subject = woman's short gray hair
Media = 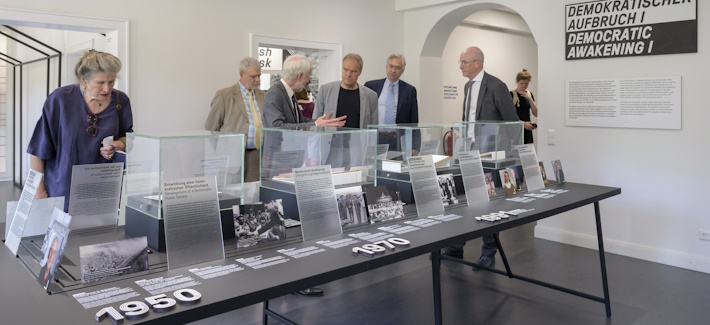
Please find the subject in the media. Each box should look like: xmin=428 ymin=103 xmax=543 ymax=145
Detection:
xmin=74 ymin=50 xmax=122 ymax=81
xmin=282 ymin=54 xmax=311 ymax=80
xmin=239 ymin=57 xmax=261 ymax=73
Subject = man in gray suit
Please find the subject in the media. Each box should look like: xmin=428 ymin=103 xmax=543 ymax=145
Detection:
xmin=261 ymin=54 xmax=344 ymax=297
xmin=442 ymin=46 xmax=518 ymax=270
xmin=204 ymin=57 xmax=265 ymax=182
xmin=314 ymin=53 xmax=378 ymax=129
xmin=312 ymin=53 xmax=378 ymax=169
xmin=262 ymin=54 xmax=345 ymax=129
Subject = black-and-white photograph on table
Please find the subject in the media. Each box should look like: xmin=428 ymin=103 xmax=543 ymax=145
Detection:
xmin=335 ymin=186 xmax=368 ymax=226
xmin=234 ymin=200 xmax=287 ymax=248
xmin=79 ymin=236 xmax=149 ymax=284
xmin=365 ymin=184 xmax=404 ymax=224
xmin=438 ymin=173 xmax=458 ymax=205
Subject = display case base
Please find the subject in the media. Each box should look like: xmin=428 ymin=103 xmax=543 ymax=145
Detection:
xmin=125 ymin=195 xmax=242 ymax=252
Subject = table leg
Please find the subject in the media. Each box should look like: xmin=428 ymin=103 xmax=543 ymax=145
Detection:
xmin=263 ymin=300 xmax=269 ymax=325
xmin=594 ymin=202 xmax=612 ymax=317
xmin=432 ymin=250 xmax=443 ymax=325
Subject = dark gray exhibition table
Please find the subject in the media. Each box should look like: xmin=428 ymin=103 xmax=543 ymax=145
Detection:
xmin=0 ymin=182 xmax=620 ymax=324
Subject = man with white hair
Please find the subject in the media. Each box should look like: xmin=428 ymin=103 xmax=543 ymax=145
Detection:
xmin=262 ymin=54 xmax=345 ymax=129
xmin=261 ymin=54 xmax=343 ymax=297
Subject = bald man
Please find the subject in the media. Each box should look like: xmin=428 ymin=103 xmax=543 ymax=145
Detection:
xmin=444 ymin=46 xmax=517 ymax=271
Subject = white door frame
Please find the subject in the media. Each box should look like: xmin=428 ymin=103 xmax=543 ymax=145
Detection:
xmin=0 ymin=7 xmax=129 ymax=184
xmin=250 ymin=34 xmax=342 ymax=86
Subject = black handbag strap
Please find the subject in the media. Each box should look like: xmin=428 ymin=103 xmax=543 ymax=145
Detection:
xmin=114 ymin=90 xmax=123 ymax=136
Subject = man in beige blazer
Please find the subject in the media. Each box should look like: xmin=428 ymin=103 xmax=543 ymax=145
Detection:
xmin=205 ymin=57 xmax=265 ymax=182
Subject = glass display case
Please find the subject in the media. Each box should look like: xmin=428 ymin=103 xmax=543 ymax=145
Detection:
xmin=367 ymin=123 xmax=467 ymax=180
xmin=459 ymin=120 xmax=524 ymax=170
xmin=367 ymin=123 xmax=467 ymax=204
xmin=261 ymin=126 xmax=378 ymax=193
xmin=124 ymin=131 xmax=245 ymax=251
xmin=260 ymin=126 xmax=378 ymax=219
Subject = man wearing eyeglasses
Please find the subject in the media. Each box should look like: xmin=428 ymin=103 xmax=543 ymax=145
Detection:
xmin=459 ymin=46 xmax=518 ymax=122
xmin=442 ymin=46 xmax=518 ymax=270
xmin=205 ymin=57 xmax=265 ymax=182
xmin=364 ymin=54 xmax=418 ymax=126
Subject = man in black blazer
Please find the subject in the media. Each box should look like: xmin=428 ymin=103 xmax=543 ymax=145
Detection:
xmin=442 ymin=46 xmax=518 ymax=270
xmin=364 ymin=54 xmax=419 ymax=154
xmin=460 ymin=47 xmax=518 ymax=122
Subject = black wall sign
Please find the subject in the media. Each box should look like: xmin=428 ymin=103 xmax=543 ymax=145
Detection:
xmin=565 ymin=0 xmax=697 ymax=60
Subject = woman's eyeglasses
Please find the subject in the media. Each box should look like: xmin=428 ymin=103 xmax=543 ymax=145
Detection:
xmin=86 ymin=113 xmax=98 ymax=136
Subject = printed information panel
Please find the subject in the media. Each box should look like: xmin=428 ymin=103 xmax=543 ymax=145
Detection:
xmin=565 ymin=76 xmax=680 ymax=129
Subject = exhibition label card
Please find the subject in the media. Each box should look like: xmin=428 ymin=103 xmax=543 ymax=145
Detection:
xmin=453 ymin=137 xmax=473 ymax=155
xmin=516 ymin=144 xmax=545 ymax=191
xmin=376 ymin=144 xmax=390 ymax=160
xmin=362 ymin=144 xmax=389 ymax=165
xmin=215 ymin=136 xmax=243 ymax=175
xmin=5 ymin=169 xmax=42 ymax=256
xmin=457 ymin=150 xmax=490 ymax=205
xmin=5 ymin=196 xmax=64 ymax=240
xmin=293 ymin=165 xmax=342 ymax=241
xmin=418 ymin=140 xmax=441 ymax=156
xmin=80 ymin=236 xmax=149 ymax=284
xmin=193 ymin=156 xmax=230 ymax=192
xmin=68 ymin=163 xmax=124 ymax=230
xmin=162 ymin=176 xmax=225 ymax=270
xmin=407 ymin=155 xmax=445 ymax=217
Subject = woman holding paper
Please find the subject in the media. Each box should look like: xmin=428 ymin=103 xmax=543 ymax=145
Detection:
xmin=27 ymin=50 xmax=133 ymax=210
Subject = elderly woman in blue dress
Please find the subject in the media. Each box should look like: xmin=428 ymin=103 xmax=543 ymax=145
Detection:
xmin=28 ymin=50 xmax=133 ymax=211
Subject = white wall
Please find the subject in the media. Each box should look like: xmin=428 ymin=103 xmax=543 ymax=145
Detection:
xmin=3 ymin=0 xmax=708 ymax=274
xmin=402 ymin=0 xmax=710 ymax=273
xmin=0 ymin=0 xmax=404 ymax=134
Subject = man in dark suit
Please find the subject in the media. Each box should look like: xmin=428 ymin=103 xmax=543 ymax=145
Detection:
xmin=365 ymin=54 xmax=419 ymax=154
xmin=261 ymin=54 xmax=344 ymax=297
xmin=460 ymin=47 xmax=519 ymax=122
xmin=364 ymin=54 xmax=419 ymax=125
xmin=442 ymin=46 xmax=518 ymax=270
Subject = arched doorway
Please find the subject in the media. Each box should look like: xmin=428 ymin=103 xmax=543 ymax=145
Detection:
xmin=417 ymin=4 xmax=538 ymax=142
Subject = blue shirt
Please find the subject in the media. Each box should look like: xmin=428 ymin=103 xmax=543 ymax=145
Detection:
xmin=377 ymin=79 xmax=399 ymax=124
xmin=27 ymin=84 xmax=134 ymax=211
